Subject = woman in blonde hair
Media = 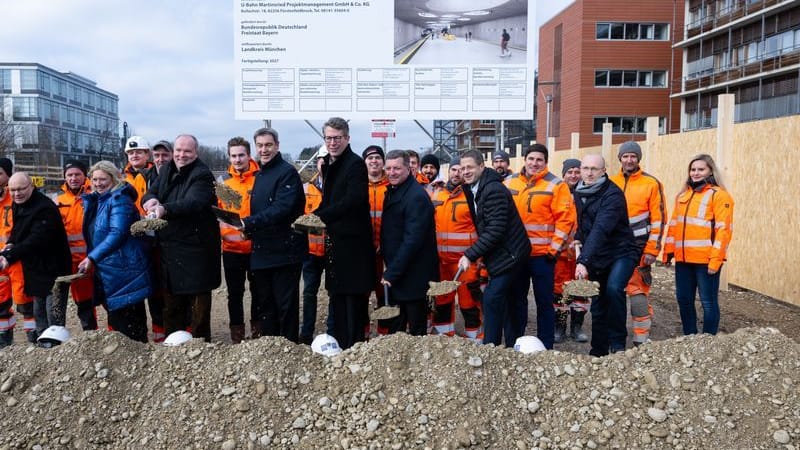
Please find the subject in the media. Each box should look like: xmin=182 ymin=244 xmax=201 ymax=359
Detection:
xmin=77 ymin=161 xmax=151 ymax=342
xmin=663 ymin=154 xmax=734 ymax=335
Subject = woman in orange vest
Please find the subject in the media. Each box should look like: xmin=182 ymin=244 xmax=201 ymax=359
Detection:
xmin=663 ymin=154 xmax=734 ymax=335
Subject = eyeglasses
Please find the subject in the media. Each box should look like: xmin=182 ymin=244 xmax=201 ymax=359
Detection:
xmin=323 ymin=135 xmax=346 ymax=143
xmin=8 ymin=184 xmax=32 ymax=193
xmin=580 ymin=167 xmax=604 ymax=173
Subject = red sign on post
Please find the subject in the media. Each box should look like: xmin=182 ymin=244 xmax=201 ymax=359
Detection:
xmin=371 ymin=119 xmax=396 ymax=138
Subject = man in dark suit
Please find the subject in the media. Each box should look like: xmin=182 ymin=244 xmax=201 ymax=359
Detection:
xmin=142 ymin=134 xmax=221 ymax=342
xmin=380 ymin=150 xmax=439 ymax=335
xmin=0 ymin=172 xmax=71 ymax=343
xmin=313 ymin=117 xmax=375 ymax=349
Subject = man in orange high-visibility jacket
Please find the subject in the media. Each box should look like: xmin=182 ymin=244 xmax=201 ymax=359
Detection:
xmin=432 ymin=158 xmax=483 ymax=341
xmin=123 ymin=136 xmax=157 ymax=217
xmin=219 ymin=137 xmax=259 ymax=344
xmin=421 ymin=154 xmax=445 ymax=198
xmin=552 ymin=158 xmax=590 ymax=342
xmin=300 ymin=150 xmax=327 ymax=345
xmin=505 ymin=144 xmax=575 ymax=349
xmin=407 ymin=150 xmax=429 ymax=185
xmin=124 ymin=135 xmax=165 ymax=342
xmin=56 ymin=160 xmax=97 ymax=331
xmin=610 ymin=141 xmax=666 ymax=346
xmin=363 ymin=145 xmax=389 ymax=336
xmin=0 ymin=158 xmax=33 ymax=347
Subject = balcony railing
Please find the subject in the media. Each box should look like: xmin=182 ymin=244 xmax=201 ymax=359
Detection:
xmin=683 ymin=47 xmax=800 ymax=92
xmin=686 ymin=0 xmax=784 ymax=39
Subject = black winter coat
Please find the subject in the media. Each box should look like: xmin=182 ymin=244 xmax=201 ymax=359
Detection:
xmin=142 ymin=158 xmax=221 ymax=295
xmin=463 ymin=169 xmax=530 ymax=276
xmin=314 ymin=146 xmax=375 ymax=295
xmin=6 ymin=189 xmax=71 ymax=298
xmin=573 ymin=176 xmax=640 ymax=272
xmin=380 ymin=175 xmax=439 ymax=301
xmin=244 ymin=152 xmax=307 ymax=270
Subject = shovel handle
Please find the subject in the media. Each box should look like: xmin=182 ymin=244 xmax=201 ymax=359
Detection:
xmin=453 ymin=267 xmax=464 ymax=282
xmin=383 ymin=283 xmax=390 ymax=307
xmin=574 ymin=242 xmax=582 ymax=260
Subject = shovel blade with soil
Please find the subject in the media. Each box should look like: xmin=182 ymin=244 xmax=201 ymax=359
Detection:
xmin=426 ymin=267 xmax=464 ymax=296
xmin=130 ymin=218 xmax=168 ymax=236
xmin=291 ymin=214 xmax=326 ymax=233
xmin=372 ymin=284 xmax=400 ymax=320
xmin=215 ymin=182 xmax=243 ymax=210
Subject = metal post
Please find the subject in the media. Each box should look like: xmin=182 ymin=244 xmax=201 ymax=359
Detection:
xmin=545 ymin=94 xmax=553 ymax=143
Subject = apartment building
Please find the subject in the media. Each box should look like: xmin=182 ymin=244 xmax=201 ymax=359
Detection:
xmin=538 ymin=0 xmax=683 ymax=149
xmin=676 ymin=0 xmax=800 ymax=129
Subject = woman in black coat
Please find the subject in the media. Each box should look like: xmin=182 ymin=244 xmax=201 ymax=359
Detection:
xmin=313 ymin=118 xmax=375 ymax=349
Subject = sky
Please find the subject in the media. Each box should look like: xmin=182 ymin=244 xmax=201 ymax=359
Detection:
xmin=1 ymin=0 xmax=572 ymax=158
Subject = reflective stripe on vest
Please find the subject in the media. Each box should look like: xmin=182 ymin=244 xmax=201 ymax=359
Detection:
xmin=67 ymin=233 xmax=84 ymax=242
xmin=222 ymin=234 xmax=247 ymax=242
xmin=436 ymin=232 xmax=478 ymax=240
xmin=675 ymin=215 xmax=712 ymax=228
xmin=529 ymin=237 xmax=551 ymax=245
xmin=69 ymin=246 xmax=87 ymax=254
xmin=525 ymin=224 xmax=555 ymax=232
xmin=438 ymin=244 xmax=471 ymax=253
xmin=674 ymin=239 xmax=712 ymax=248
xmin=371 ymin=210 xmax=382 ymax=218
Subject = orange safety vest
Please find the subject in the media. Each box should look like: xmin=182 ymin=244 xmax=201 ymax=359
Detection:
xmin=218 ymin=159 xmax=258 ymax=254
xmin=124 ymin=162 xmax=155 ymax=216
xmin=610 ymin=168 xmax=666 ymax=257
xmin=304 ymin=179 xmax=325 ymax=257
xmin=432 ymin=184 xmax=477 ymax=264
xmin=368 ymin=175 xmax=389 ymax=251
xmin=505 ymin=168 xmax=575 ymax=257
xmin=56 ymin=180 xmax=91 ymax=264
xmin=664 ymin=183 xmax=734 ymax=272
xmin=415 ymin=171 xmax=429 ymax=185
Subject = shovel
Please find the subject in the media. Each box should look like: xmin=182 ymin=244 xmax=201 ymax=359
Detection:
xmin=426 ymin=267 xmax=464 ymax=297
xmin=372 ymin=283 xmax=401 ymax=320
xmin=562 ymin=242 xmax=600 ymax=297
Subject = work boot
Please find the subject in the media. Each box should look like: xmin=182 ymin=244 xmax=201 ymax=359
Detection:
xmin=554 ymin=310 xmax=568 ymax=343
xmin=26 ymin=330 xmax=38 ymax=344
xmin=570 ymin=310 xmax=589 ymax=342
xmin=0 ymin=330 xmax=12 ymax=349
xmin=249 ymin=320 xmax=263 ymax=340
xmin=230 ymin=324 xmax=245 ymax=344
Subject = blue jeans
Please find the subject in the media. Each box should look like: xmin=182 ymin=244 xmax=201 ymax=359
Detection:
xmin=483 ymin=261 xmax=525 ymax=347
xmin=300 ymin=255 xmax=325 ymax=338
xmin=675 ymin=262 xmax=721 ymax=335
xmin=508 ymin=256 xmax=555 ymax=349
xmin=589 ymin=257 xmax=637 ymax=356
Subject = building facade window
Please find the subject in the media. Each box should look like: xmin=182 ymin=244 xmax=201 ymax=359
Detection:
xmin=595 ymin=70 xmax=667 ymax=87
xmin=0 ymin=70 xmax=10 ymax=92
xmin=12 ymin=97 xmax=38 ymax=120
xmin=37 ymin=72 xmax=50 ymax=94
xmin=20 ymin=70 xmax=36 ymax=90
xmin=596 ymin=22 xmax=669 ymax=40
xmin=592 ymin=116 xmax=665 ymax=134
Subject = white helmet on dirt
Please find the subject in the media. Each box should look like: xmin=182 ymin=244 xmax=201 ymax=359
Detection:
xmin=37 ymin=325 xmax=70 ymax=346
xmin=311 ymin=333 xmax=341 ymax=356
xmin=514 ymin=336 xmax=546 ymax=354
xmin=163 ymin=330 xmax=193 ymax=346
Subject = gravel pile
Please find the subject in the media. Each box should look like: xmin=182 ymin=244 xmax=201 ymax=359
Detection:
xmin=0 ymin=327 xmax=798 ymax=449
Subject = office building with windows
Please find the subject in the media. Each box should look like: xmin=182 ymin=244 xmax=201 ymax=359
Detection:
xmin=676 ymin=0 xmax=800 ymax=130
xmin=537 ymin=1 xmax=683 ymax=149
xmin=0 ymin=63 xmax=120 ymax=187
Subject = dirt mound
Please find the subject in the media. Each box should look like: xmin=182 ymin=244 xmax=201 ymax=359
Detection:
xmin=0 ymin=327 xmax=798 ymax=449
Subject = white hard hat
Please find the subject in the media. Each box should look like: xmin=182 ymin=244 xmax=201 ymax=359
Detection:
xmin=311 ymin=333 xmax=341 ymax=356
xmin=163 ymin=330 xmax=193 ymax=346
xmin=37 ymin=325 xmax=70 ymax=346
xmin=513 ymin=336 xmax=546 ymax=354
xmin=125 ymin=135 xmax=151 ymax=152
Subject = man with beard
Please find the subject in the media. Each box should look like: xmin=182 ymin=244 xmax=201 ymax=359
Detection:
xmin=573 ymin=154 xmax=639 ymax=356
xmin=492 ymin=150 xmax=512 ymax=180
xmin=56 ymin=160 xmax=96 ymax=330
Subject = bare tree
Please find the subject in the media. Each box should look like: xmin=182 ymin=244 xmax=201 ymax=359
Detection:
xmin=197 ymin=144 xmax=228 ymax=171
xmin=0 ymin=117 xmax=14 ymax=155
